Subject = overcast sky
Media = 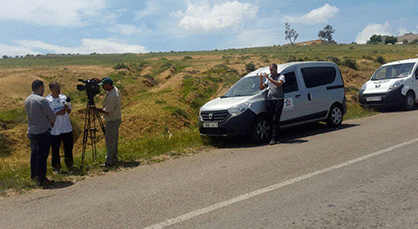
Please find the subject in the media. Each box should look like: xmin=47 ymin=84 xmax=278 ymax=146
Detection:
xmin=1 ymin=0 xmax=417 ymax=56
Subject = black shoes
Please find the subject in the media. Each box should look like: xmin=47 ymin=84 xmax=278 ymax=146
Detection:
xmin=269 ymin=139 xmax=280 ymax=145
xmin=101 ymin=162 xmax=116 ymax=168
xmin=35 ymin=177 xmax=55 ymax=186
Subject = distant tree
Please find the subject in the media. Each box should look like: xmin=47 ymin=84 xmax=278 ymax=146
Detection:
xmin=284 ymin=22 xmax=299 ymax=45
xmin=385 ymin=36 xmax=397 ymax=45
xmin=367 ymin=34 xmax=382 ymax=44
xmin=2 ymin=55 xmax=8 ymax=59
xmin=318 ymin=25 xmax=335 ymax=42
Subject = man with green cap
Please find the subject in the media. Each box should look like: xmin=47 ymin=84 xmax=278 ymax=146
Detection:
xmin=94 ymin=77 xmax=121 ymax=167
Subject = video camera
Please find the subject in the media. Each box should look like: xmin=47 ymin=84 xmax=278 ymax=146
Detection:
xmin=77 ymin=79 xmax=100 ymax=105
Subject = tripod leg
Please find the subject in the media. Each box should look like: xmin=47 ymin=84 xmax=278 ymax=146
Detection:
xmin=80 ymin=106 xmax=90 ymax=169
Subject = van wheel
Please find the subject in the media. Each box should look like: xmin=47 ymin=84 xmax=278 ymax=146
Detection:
xmin=326 ymin=104 xmax=343 ymax=128
xmin=404 ymin=91 xmax=415 ymax=111
xmin=251 ymin=116 xmax=271 ymax=143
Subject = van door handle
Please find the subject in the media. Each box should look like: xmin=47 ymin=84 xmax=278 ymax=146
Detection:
xmin=308 ymin=93 xmax=311 ymax=101
xmin=295 ymin=94 xmax=301 ymax=98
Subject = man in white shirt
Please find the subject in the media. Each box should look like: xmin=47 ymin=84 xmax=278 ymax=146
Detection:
xmin=46 ymin=82 xmax=74 ymax=172
xmin=259 ymin=64 xmax=286 ymax=145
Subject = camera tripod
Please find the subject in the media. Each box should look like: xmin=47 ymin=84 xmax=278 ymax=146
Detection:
xmin=80 ymin=101 xmax=106 ymax=168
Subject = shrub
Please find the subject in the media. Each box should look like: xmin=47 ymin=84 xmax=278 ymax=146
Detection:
xmin=245 ymin=63 xmax=255 ymax=73
xmin=375 ymin=56 xmax=386 ymax=64
xmin=114 ymin=63 xmax=131 ymax=71
xmin=342 ymin=58 xmax=358 ymax=70
xmin=183 ymin=56 xmax=193 ymax=61
xmin=328 ymin=56 xmax=341 ymax=65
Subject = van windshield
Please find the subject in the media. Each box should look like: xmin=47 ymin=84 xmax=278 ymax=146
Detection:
xmin=222 ymin=76 xmax=260 ymax=98
xmin=371 ymin=63 xmax=415 ymax=80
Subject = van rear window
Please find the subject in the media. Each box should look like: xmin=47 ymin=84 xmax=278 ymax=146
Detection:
xmin=301 ymin=67 xmax=336 ymax=88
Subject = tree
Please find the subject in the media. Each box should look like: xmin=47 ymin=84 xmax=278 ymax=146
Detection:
xmin=367 ymin=34 xmax=382 ymax=44
xmin=284 ymin=23 xmax=299 ymax=45
xmin=385 ymin=36 xmax=397 ymax=45
xmin=318 ymin=25 xmax=335 ymax=42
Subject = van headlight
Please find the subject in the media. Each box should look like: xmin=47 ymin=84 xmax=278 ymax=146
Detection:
xmin=360 ymin=83 xmax=367 ymax=91
xmin=389 ymin=80 xmax=404 ymax=90
xmin=228 ymin=102 xmax=251 ymax=116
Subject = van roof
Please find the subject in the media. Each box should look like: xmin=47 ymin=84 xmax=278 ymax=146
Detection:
xmin=246 ymin=61 xmax=337 ymax=77
xmin=383 ymin=58 xmax=418 ymax=66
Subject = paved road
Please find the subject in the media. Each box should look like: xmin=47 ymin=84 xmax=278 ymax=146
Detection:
xmin=1 ymin=109 xmax=418 ymax=228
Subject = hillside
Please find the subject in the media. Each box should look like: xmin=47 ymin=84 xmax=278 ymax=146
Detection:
xmin=1 ymin=44 xmax=417 ymax=190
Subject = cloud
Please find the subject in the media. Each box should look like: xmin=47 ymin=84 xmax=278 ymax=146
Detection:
xmin=236 ymin=29 xmax=278 ymax=48
xmin=0 ymin=43 xmax=34 ymax=57
xmin=355 ymin=22 xmax=392 ymax=44
xmin=10 ymin=38 xmax=147 ymax=55
xmin=108 ymin=24 xmax=146 ymax=35
xmin=284 ymin=4 xmax=339 ymax=25
xmin=135 ymin=1 xmax=162 ymax=19
xmin=0 ymin=0 xmax=105 ymax=26
xmin=174 ymin=1 xmax=259 ymax=33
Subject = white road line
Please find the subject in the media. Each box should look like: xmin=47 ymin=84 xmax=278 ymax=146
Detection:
xmin=144 ymin=138 xmax=418 ymax=229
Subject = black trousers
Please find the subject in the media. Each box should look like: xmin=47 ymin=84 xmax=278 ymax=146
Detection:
xmin=51 ymin=131 xmax=74 ymax=169
xmin=28 ymin=131 xmax=52 ymax=181
xmin=267 ymin=99 xmax=284 ymax=140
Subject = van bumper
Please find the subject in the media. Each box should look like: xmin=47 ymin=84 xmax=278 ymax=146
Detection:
xmin=358 ymin=86 xmax=404 ymax=108
xmin=199 ymin=109 xmax=257 ymax=137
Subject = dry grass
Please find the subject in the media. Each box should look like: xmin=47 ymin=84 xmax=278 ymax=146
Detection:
xmin=1 ymin=44 xmax=417 ymax=192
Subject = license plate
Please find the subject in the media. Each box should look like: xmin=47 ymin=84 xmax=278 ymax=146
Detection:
xmin=203 ymin=122 xmax=218 ymax=128
xmin=366 ymin=96 xmax=381 ymax=102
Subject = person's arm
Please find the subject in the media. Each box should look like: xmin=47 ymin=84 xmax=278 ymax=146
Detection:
xmin=259 ymin=73 xmax=268 ymax=90
xmin=42 ymin=99 xmax=56 ymax=126
xmin=94 ymin=107 xmax=109 ymax=114
xmin=267 ymin=75 xmax=284 ymax=87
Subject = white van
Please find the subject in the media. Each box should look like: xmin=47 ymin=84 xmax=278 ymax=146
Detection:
xmin=359 ymin=58 xmax=418 ymax=110
xmin=198 ymin=61 xmax=347 ymax=143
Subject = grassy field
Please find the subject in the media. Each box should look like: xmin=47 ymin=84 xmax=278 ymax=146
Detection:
xmin=0 ymin=44 xmax=416 ymax=194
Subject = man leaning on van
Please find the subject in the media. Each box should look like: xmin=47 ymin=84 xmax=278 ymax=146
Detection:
xmin=259 ymin=63 xmax=285 ymax=145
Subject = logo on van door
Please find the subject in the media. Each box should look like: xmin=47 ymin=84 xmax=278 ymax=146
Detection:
xmin=283 ymin=98 xmax=294 ymax=110
xmin=375 ymin=85 xmax=381 ymax=88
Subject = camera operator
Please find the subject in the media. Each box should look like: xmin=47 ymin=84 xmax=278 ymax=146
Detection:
xmin=46 ymin=82 xmax=74 ymax=172
xmin=92 ymin=77 xmax=121 ymax=167
xmin=25 ymin=80 xmax=56 ymax=186
xmin=259 ymin=63 xmax=285 ymax=145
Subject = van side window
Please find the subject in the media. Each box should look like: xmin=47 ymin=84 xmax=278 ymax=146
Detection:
xmin=301 ymin=67 xmax=336 ymax=88
xmin=415 ymin=67 xmax=418 ymax=79
xmin=283 ymin=72 xmax=298 ymax=93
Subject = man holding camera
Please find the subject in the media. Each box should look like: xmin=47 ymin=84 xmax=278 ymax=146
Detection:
xmin=46 ymin=82 xmax=74 ymax=172
xmin=93 ymin=77 xmax=121 ymax=167
xmin=259 ymin=63 xmax=285 ymax=145
xmin=25 ymin=80 xmax=56 ymax=185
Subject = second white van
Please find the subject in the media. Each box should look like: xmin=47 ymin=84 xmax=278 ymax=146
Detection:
xmin=359 ymin=58 xmax=418 ymax=110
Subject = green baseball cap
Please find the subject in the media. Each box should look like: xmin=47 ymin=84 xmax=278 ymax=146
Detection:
xmin=99 ymin=77 xmax=113 ymax=85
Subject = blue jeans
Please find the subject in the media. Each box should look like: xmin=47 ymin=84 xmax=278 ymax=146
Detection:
xmin=28 ymin=131 xmax=52 ymax=181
